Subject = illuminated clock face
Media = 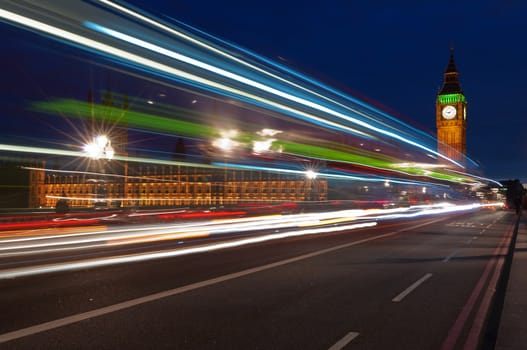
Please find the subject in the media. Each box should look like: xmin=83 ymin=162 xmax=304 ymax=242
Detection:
xmin=442 ymin=105 xmax=457 ymax=119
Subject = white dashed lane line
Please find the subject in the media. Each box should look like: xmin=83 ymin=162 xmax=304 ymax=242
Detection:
xmin=392 ymin=273 xmax=433 ymax=303
xmin=328 ymin=332 xmax=360 ymax=350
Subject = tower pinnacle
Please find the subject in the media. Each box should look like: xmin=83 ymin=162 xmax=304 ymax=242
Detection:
xmin=439 ymin=49 xmax=462 ymax=95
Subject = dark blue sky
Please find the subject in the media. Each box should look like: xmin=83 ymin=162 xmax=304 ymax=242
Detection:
xmin=1 ymin=1 xmax=526 ymax=182
xmin=122 ymin=0 xmax=527 ymax=181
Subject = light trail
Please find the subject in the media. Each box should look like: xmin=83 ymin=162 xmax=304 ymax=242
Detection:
xmin=95 ymin=0 xmax=457 ymax=166
xmin=0 ymin=8 xmax=372 ymax=139
xmin=0 ymin=1 xmax=499 ymax=210
xmin=85 ymin=21 xmax=463 ymax=167
xmin=3 ymin=143 xmax=469 ymax=187
xmin=0 ymin=201 xmax=504 ymax=279
xmin=0 ymin=5 xmax=464 ymax=168
xmin=0 ymin=202 xmax=502 ymax=257
xmin=216 ymin=162 xmax=457 ymax=187
xmin=0 ymin=209 xmax=387 ymax=253
xmin=0 ymin=221 xmax=378 ymax=279
xmin=30 ymin=100 xmax=454 ymax=183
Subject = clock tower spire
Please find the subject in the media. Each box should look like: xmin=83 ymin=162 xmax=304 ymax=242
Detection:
xmin=436 ymin=48 xmax=467 ymax=164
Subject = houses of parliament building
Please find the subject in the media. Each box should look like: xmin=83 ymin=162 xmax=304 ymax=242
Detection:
xmin=34 ymin=162 xmax=328 ymax=209
xmin=26 ymin=91 xmax=328 ymax=209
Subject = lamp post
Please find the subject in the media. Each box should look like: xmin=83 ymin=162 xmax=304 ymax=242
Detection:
xmin=305 ymin=169 xmax=318 ymax=202
xmin=83 ymin=135 xmax=114 ymax=208
xmin=84 ymin=135 xmax=114 ymax=160
xmin=213 ymin=130 xmax=238 ymax=206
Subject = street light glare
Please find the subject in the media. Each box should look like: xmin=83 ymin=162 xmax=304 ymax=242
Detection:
xmin=96 ymin=135 xmax=109 ymax=148
xmin=105 ymin=143 xmax=115 ymax=160
xmin=253 ymin=139 xmax=274 ymax=154
xmin=257 ymin=128 xmax=282 ymax=137
xmin=213 ymin=129 xmax=239 ymax=152
xmin=305 ymin=170 xmax=317 ymax=179
xmin=84 ymin=135 xmax=114 ymax=159
xmin=83 ymin=142 xmax=101 ymax=159
xmin=214 ymin=137 xmax=236 ymax=151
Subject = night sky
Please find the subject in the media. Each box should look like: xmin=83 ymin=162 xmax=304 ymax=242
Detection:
xmin=2 ymin=1 xmax=527 ymax=182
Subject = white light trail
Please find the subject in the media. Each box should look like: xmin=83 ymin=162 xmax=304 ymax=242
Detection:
xmin=0 ymin=6 xmax=462 ymax=167
xmin=0 ymin=202 xmax=504 ymax=278
xmin=0 ymin=202 xmax=502 ymax=257
xmin=0 ymin=209 xmax=372 ymax=252
xmin=88 ymin=22 xmax=462 ymax=167
xmin=99 ymin=0 xmax=439 ymax=150
xmin=0 ymin=222 xmax=377 ymax=279
xmin=7 ymin=144 xmax=449 ymax=187
xmin=0 ymin=9 xmax=371 ymax=140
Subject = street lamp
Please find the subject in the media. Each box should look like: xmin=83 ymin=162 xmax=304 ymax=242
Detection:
xmin=83 ymin=135 xmax=114 ymax=160
xmin=213 ymin=130 xmax=238 ymax=153
xmin=83 ymin=135 xmax=114 ymax=208
xmin=212 ymin=130 xmax=239 ymax=206
xmin=305 ymin=170 xmax=318 ymax=180
xmin=253 ymin=128 xmax=282 ymax=155
xmin=305 ymin=169 xmax=318 ymax=202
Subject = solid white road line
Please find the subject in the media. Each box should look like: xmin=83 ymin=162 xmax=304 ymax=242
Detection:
xmin=328 ymin=331 xmax=360 ymax=350
xmin=392 ymin=273 xmax=433 ymax=302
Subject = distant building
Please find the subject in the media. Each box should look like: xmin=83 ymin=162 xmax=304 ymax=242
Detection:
xmin=27 ymin=89 xmax=327 ymax=209
xmin=31 ymin=164 xmax=327 ymax=209
xmin=436 ymin=49 xmax=467 ymax=163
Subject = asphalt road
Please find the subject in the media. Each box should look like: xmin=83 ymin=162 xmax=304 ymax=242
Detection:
xmin=0 ymin=209 xmax=515 ymax=349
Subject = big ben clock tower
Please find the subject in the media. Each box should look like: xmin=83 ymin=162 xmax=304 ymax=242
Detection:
xmin=436 ymin=49 xmax=467 ymax=164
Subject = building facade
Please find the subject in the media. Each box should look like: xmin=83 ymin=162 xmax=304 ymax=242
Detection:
xmin=32 ymin=164 xmax=327 ymax=209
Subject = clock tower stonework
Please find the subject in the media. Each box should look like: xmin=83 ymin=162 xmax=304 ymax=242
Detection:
xmin=436 ymin=49 xmax=467 ymax=163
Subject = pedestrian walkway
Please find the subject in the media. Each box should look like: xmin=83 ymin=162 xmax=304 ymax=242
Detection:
xmin=494 ymin=214 xmax=527 ymax=350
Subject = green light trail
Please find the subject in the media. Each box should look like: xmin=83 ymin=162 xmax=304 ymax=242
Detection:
xmin=32 ymin=99 xmax=473 ymax=184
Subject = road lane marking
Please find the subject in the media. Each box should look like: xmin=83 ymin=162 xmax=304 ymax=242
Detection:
xmin=447 ymin=222 xmax=476 ymax=228
xmin=446 ymin=220 xmax=496 ymax=262
xmin=328 ymin=331 xmax=360 ymax=350
xmin=440 ymin=221 xmax=514 ymax=350
xmin=443 ymin=251 xmax=457 ymax=263
xmin=463 ymin=223 xmax=512 ymax=350
xmin=392 ymin=273 xmax=433 ymax=302
xmin=0 ymin=217 xmax=449 ymax=344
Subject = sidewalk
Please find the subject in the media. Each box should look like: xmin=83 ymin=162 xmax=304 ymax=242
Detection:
xmin=494 ymin=214 xmax=527 ymax=350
